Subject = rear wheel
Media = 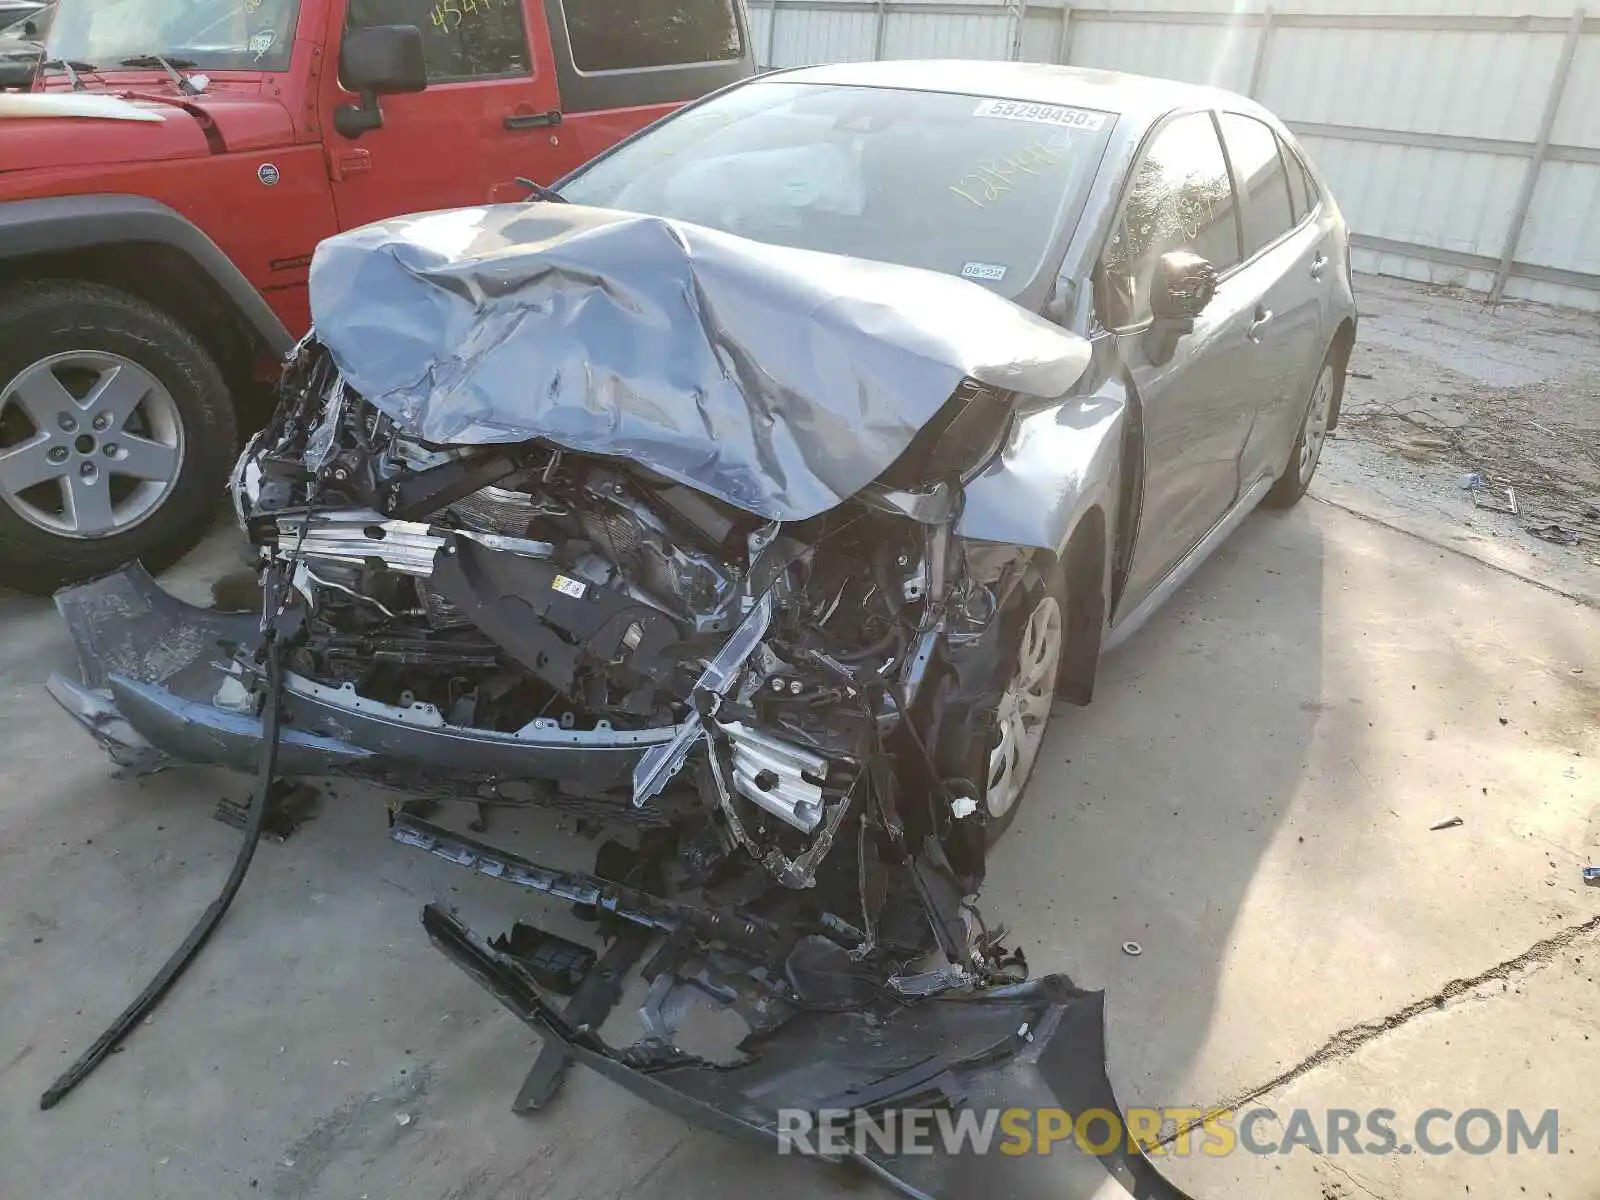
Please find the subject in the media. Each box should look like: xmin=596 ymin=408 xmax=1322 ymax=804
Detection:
xmin=1264 ymin=354 xmax=1340 ymax=509
xmin=0 ymin=281 xmax=236 ymax=593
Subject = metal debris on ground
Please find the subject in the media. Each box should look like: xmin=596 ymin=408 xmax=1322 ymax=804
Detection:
xmin=1122 ymin=941 xmax=1143 ymax=956
xmin=1471 ymin=487 xmax=1520 ymax=516
xmin=1583 ymin=867 xmax=1600 ymax=888
xmin=215 ymin=780 xmax=320 ymax=840
xmin=1524 ymin=522 xmax=1581 ymax=547
xmin=1429 ymin=816 xmax=1464 ymax=831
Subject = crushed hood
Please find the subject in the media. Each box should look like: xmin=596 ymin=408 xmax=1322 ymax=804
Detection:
xmin=308 ymin=204 xmax=1092 ymax=521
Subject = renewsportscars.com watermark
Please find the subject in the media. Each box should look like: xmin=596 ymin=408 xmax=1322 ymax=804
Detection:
xmin=777 ymin=1106 xmax=1560 ymax=1158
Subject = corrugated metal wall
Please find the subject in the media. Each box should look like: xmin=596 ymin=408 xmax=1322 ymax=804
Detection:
xmin=745 ymin=0 xmax=1600 ymax=312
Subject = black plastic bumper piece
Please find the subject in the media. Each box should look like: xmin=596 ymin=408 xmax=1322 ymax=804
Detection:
xmin=422 ymin=905 xmax=1197 ymax=1200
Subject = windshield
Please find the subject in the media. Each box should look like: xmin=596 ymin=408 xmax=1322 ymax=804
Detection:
xmin=558 ymin=81 xmax=1113 ymax=300
xmin=44 ymin=0 xmax=296 ymax=71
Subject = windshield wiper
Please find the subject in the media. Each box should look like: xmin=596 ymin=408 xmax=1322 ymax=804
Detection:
xmin=119 ymin=53 xmax=203 ymax=95
xmin=40 ymin=57 xmax=95 ymax=90
xmin=514 ymin=176 xmax=568 ymax=204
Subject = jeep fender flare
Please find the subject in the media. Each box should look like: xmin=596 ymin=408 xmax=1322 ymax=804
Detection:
xmin=0 ymin=193 xmax=293 ymax=356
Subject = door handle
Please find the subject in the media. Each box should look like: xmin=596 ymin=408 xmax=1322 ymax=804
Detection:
xmin=504 ymin=109 xmax=562 ymax=130
xmin=326 ymin=147 xmax=371 ymax=182
xmin=1247 ymin=308 xmax=1273 ymax=343
xmin=1310 ymin=254 xmax=1329 ymax=281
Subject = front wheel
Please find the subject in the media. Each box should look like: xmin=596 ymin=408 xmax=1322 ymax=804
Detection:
xmin=983 ymin=569 xmax=1067 ymax=844
xmin=0 ymin=281 xmax=237 ymax=594
xmin=1264 ymin=354 xmax=1340 ymax=509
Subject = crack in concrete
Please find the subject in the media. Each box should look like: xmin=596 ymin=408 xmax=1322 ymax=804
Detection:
xmin=1155 ymin=913 xmax=1600 ymax=1149
xmin=1307 ymin=493 xmax=1597 ymax=610
xmin=1317 ymin=1154 xmax=1389 ymax=1200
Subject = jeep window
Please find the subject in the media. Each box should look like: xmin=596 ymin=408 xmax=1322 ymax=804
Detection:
xmin=561 ymin=0 xmax=740 ymax=72
xmin=346 ymin=0 xmax=530 ymax=83
xmin=45 ymin=0 xmax=298 ymax=70
xmin=557 ymin=81 xmax=1111 ymax=300
xmin=1 ymin=1 xmax=50 ymax=36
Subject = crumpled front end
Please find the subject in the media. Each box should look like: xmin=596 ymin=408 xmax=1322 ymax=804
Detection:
xmin=42 ymin=211 xmax=1175 ymax=1197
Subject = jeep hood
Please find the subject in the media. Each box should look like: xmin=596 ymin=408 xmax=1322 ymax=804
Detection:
xmin=0 ymin=88 xmax=292 ymax=171
xmin=308 ymin=203 xmax=1093 ymax=522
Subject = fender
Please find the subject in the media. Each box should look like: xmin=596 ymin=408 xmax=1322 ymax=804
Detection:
xmin=0 ymin=193 xmax=293 ymax=356
xmin=956 ymin=334 xmax=1126 ymax=562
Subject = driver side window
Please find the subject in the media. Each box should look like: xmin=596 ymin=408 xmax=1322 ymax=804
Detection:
xmin=346 ymin=0 xmax=530 ymax=82
xmin=1098 ymin=111 xmax=1241 ymax=329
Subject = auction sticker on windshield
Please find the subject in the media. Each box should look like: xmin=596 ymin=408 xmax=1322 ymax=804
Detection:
xmin=961 ymin=261 xmax=1008 ymax=282
xmin=973 ymin=98 xmax=1107 ymax=131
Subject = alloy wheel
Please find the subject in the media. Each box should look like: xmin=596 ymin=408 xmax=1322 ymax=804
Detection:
xmin=0 ymin=351 xmax=185 ymax=537
xmin=986 ymin=592 xmax=1063 ymax=819
xmin=1299 ymin=364 xmax=1335 ymax=486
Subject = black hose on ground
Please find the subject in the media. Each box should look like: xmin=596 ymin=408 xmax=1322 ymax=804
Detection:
xmin=39 ymin=637 xmax=285 ymax=1110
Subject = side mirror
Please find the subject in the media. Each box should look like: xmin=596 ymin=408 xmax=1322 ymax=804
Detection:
xmin=334 ymin=24 xmax=426 ymax=139
xmin=1142 ymin=250 xmax=1217 ymax=365
xmin=1150 ymin=250 xmax=1218 ymax=325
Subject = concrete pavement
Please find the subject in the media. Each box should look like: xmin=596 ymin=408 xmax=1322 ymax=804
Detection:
xmin=0 ymin=488 xmax=1595 ymax=1200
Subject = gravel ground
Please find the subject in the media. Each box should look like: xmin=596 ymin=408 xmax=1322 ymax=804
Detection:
xmin=1320 ymin=274 xmax=1600 ymax=602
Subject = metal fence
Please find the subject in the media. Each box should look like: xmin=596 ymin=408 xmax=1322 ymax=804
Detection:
xmin=745 ymin=1 xmax=1600 ymax=312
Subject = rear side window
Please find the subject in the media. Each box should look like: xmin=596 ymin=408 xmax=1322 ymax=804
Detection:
xmin=1288 ymin=142 xmax=1320 ymax=220
xmin=346 ymin=0 xmax=531 ymax=82
xmin=1220 ymin=112 xmax=1295 ymax=257
xmin=1284 ymin=137 xmax=1310 ymax=222
xmin=564 ymin=0 xmax=742 ymax=72
xmin=1099 ymin=111 xmax=1241 ymax=328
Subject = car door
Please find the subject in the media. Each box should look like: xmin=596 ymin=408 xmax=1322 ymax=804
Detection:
xmin=1099 ymin=110 xmax=1265 ymax=611
xmin=320 ymin=0 xmax=564 ymax=230
xmin=1217 ymin=111 xmax=1329 ymax=489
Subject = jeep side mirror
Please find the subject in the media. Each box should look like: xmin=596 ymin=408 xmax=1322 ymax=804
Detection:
xmin=334 ymin=24 xmax=426 ymax=139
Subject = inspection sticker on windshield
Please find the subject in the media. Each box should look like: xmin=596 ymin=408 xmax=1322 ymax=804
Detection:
xmin=551 ymin=574 xmax=587 ymax=599
xmin=961 ymin=261 xmax=1008 ymax=282
xmin=973 ymin=98 xmax=1107 ymax=131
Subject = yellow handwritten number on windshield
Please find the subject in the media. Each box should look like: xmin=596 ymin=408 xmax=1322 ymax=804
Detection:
xmin=948 ymin=138 xmax=1071 ymax=210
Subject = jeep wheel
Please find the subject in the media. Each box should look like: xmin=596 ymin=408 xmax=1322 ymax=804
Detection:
xmin=0 ymin=281 xmax=236 ymax=593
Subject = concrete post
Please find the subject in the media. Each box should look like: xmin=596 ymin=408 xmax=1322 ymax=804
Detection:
xmin=1247 ymin=6 xmax=1275 ymax=98
xmin=1490 ymin=6 xmax=1584 ymax=304
xmin=1057 ymin=4 xmax=1074 ymax=65
xmin=765 ymin=0 xmax=780 ymax=70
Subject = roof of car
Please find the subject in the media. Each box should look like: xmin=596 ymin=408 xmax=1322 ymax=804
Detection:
xmin=765 ymin=60 xmax=1256 ymax=127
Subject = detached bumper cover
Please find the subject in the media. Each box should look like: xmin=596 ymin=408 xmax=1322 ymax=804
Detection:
xmin=424 ymin=904 xmax=1195 ymax=1200
xmin=46 ymin=564 xmax=673 ymax=801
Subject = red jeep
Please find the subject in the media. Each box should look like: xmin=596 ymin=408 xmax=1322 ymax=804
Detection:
xmin=0 ymin=0 xmax=753 ymax=591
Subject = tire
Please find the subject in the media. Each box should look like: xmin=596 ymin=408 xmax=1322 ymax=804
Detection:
xmin=982 ymin=563 xmax=1068 ymax=845
xmin=0 ymin=281 xmax=237 ymax=594
xmin=1264 ymin=351 xmax=1342 ymax=509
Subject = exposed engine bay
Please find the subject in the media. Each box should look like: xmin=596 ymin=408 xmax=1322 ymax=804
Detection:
xmin=238 ymin=342 xmax=1028 ymax=921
